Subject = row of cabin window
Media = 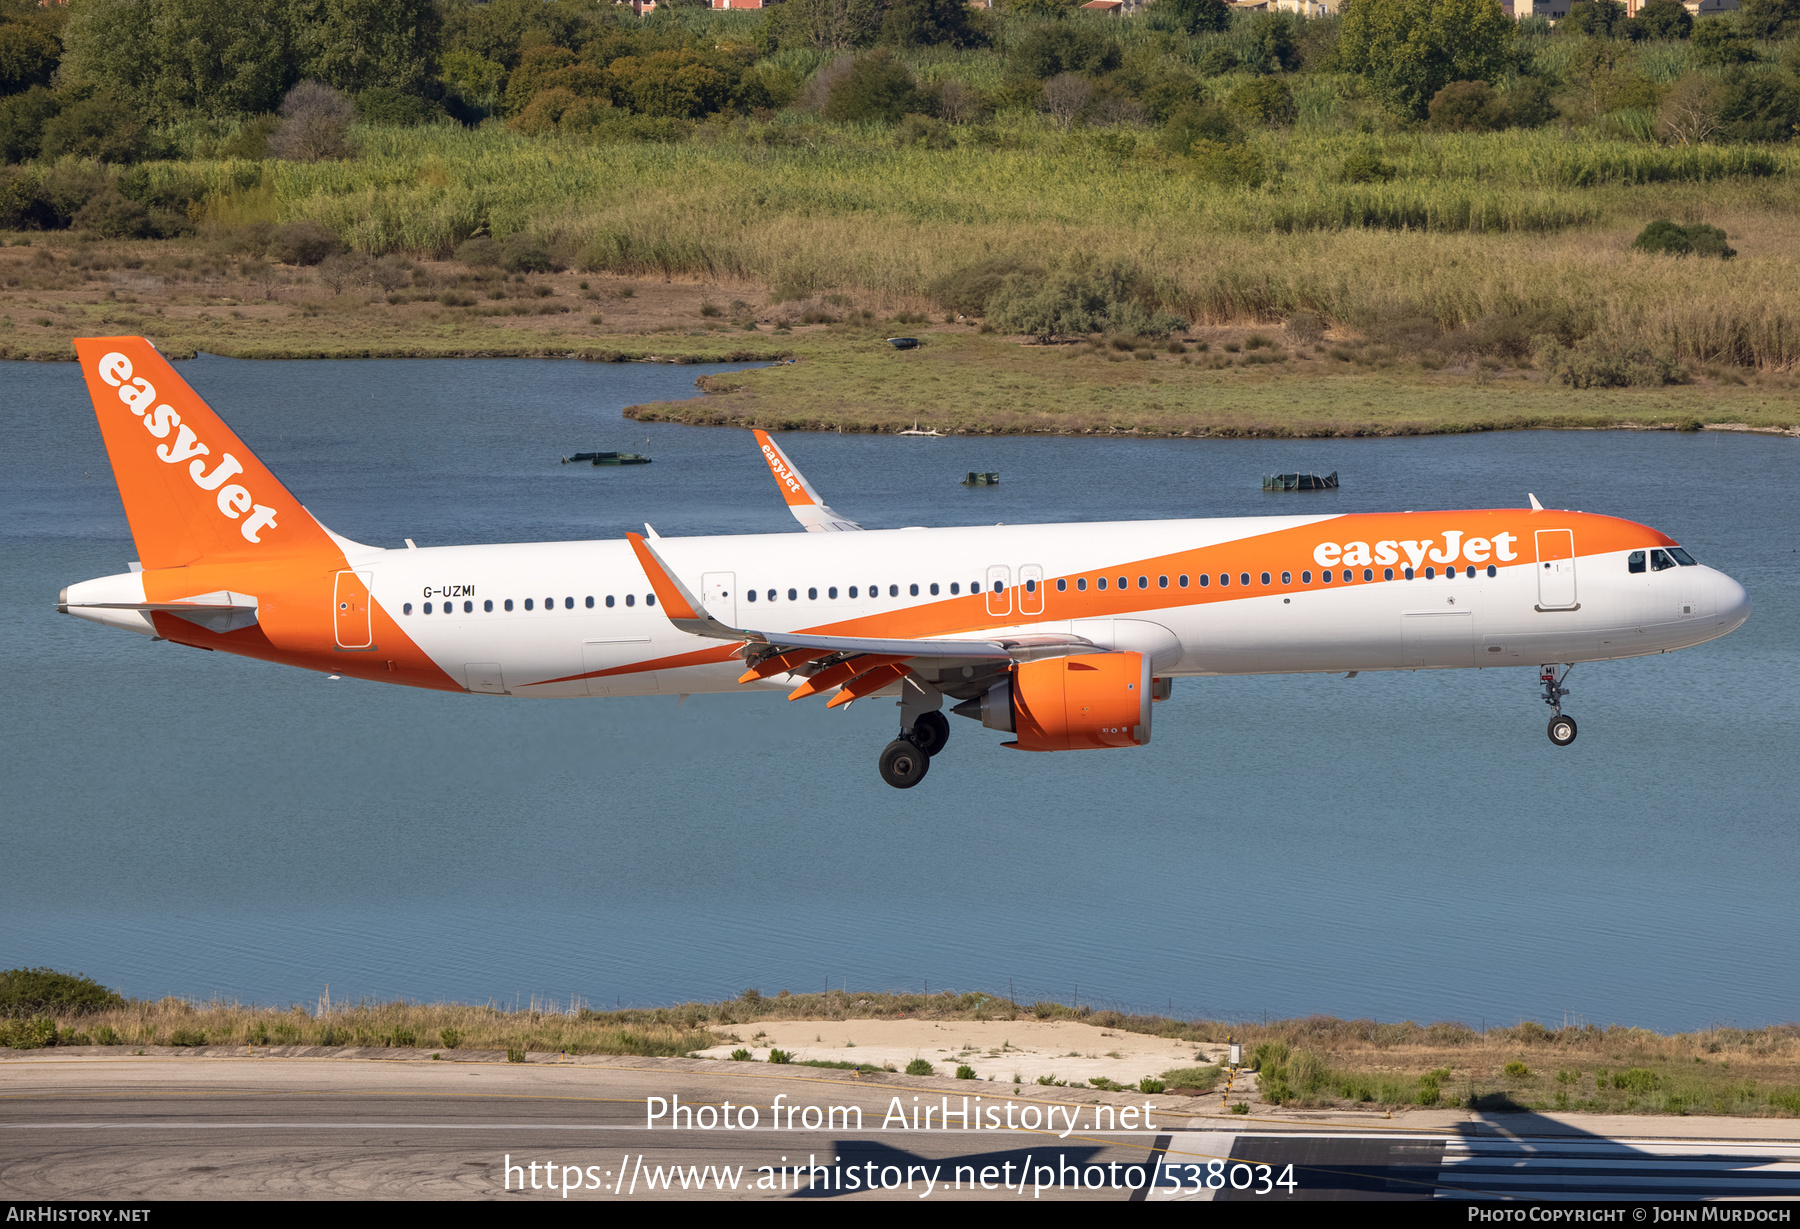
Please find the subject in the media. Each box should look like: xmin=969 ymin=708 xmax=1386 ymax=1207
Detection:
xmin=400 ymin=594 xmax=658 ymax=616
xmin=745 ymin=565 xmax=1503 ymax=604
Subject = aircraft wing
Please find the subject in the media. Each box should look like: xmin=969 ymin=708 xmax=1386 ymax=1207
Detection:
xmin=625 ymin=532 xmax=1094 ymax=703
xmin=753 ymin=430 xmax=862 ymax=532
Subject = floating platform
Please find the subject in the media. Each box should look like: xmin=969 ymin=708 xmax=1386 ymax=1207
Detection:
xmin=962 ymin=471 xmax=1000 ymax=486
xmin=1262 ymin=470 xmax=1338 ymax=492
xmin=562 ymin=452 xmax=652 ymax=466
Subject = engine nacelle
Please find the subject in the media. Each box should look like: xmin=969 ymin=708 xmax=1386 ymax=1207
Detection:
xmin=965 ymin=652 xmax=1152 ymax=752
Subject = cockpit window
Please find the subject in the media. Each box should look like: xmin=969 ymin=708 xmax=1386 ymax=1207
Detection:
xmin=1669 ymin=547 xmax=1698 ymax=566
xmin=1651 ymin=549 xmax=1677 ymax=572
xmin=1628 ymin=550 xmax=1646 ymax=574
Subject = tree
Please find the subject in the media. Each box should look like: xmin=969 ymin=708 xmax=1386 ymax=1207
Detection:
xmin=1338 ymin=0 xmax=1516 ymax=117
xmin=880 ymin=0 xmax=990 ymax=48
xmin=288 ymin=0 xmax=441 ymax=97
xmin=1230 ymin=76 xmax=1297 ymax=124
xmin=1563 ymin=1 xmax=1629 ymax=39
xmin=0 ymin=23 xmax=59 ymax=95
xmin=1041 ymin=72 xmax=1090 ymax=128
xmin=1635 ymin=0 xmax=1693 ymax=39
xmin=1244 ymin=12 xmax=1301 ymax=74
xmin=61 ymin=0 xmax=292 ymax=122
xmin=1155 ymin=0 xmax=1229 ymax=35
xmin=1737 ymin=0 xmax=1800 ymax=40
xmin=0 ymin=85 xmax=57 ymax=163
xmin=1690 ymin=18 xmax=1757 ymax=66
xmin=781 ymin=0 xmax=885 ymax=51
xmin=1012 ymin=24 xmax=1121 ymax=79
xmin=40 ymin=91 xmax=151 ymax=161
xmin=267 ymin=80 xmax=354 ymax=160
xmin=1657 ymin=73 xmax=1722 ymax=142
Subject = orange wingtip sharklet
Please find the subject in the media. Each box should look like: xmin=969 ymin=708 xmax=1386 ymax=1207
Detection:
xmin=824 ymin=662 xmax=912 ymax=708
xmin=753 ymin=429 xmax=818 ymax=508
xmin=625 ymin=532 xmax=701 ymax=622
xmin=788 ymin=654 xmax=907 ymax=702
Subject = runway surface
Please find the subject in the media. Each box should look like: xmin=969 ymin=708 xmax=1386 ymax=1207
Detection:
xmin=5 ymin=1055 xmax=1800 ymax=1201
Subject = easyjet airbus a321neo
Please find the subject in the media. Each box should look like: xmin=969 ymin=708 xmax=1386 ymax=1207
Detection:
xmin=59 ymin=337 xmax=1752 ymax=788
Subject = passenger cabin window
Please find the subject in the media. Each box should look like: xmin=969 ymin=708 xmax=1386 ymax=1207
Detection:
xmin=930 ymin=583 xmax=940 ymax=596
xmin=1239 ymin=573 xmax=1250 ymax=587
xmin=829 ymin=587 xmax=838 ymax=599
xmin=1117 ymin=576 xmax=1127 ymax=590
xmin=646 ymin=595 xmax=655 ymax=606
xmin=625 ymin=595 xmax=634 ymax=607
xmin=1302 ymin=571 xmax=1312 ymax=584
xmin=909 ymin=584 xmax=919 ymax=596
xmin=1281 ymin=571 xmax=1291 ymax=585
xmin=403 ymin=602 xmax=413 ymax=615
xmin=890 ymin=585 xmax=900 ymax=597
xmin=1138 ymin=576 xmax=1148 ymax=589
xmin=486 ymin=600 xmax=494 ymax=612
xmin=1097 ymin=577 xmax=1107 ymax=590
xmin=1056 ymin=579 xmax=1066 ymax=592
xmin=1384 ymin=568 xmax=1395 ymax=581
xmin=606 ymin=595 xmax=615 ymax=607
xmin=1179 ymin=575 xmax=1189 ymax=587
xmin=1260 ymin=572 xmax=1271 ymax=586
xmin=1198 ymin=574 xmax=1210 ymax=587
xmin=523 ymin=599 xmax=532 ymax=611
xmin=1077 ymin=578 xmax=1087 ymax=591
xmin=949 ymin=583 xmax=959 ymax=595
xmin=584 ymin=596 xmax=593 ymax=608
xmin=464 ymin=600 xmax=473 ymax=613
xmin=1651 ymin=549 xmax=1677 ymax=572
xmin=505 ymin=599 xmax=514 ymax=611
xmin=809 ymin=587 xmax=818 ymax=600
xmin=1219 ymin=574 xmax=1229 ymax=587
xmin=1158 ymin=576 xmax=1168 ymax=588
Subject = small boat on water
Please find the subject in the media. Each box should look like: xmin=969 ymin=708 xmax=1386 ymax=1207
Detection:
xmin=962 ymin=471 xmax=1000 ymax=486
xmin=562 ymin=451 xmax=652 ymax=466
xmin=1262 ymin=470 xmax=1338 ymax=491
xmin=887 ymin=337 xmax=920 ymax=350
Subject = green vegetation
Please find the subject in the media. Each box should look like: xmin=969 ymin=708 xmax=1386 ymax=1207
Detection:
xmin=0 ymin=0 xmax=1788 ymax=420
xmin=905 ymin=1057 xmax=935 ymax=1076
xmin=0 ymin=967 xmax=125 ymax=1018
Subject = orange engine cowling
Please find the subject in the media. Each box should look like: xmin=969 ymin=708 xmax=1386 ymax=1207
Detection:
xmin=1005 ymin=652 xmax=1152 ymax=752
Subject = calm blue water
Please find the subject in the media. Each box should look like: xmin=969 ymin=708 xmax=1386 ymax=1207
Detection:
xmin=3 ymin=354 xmax=1796 ymax=1030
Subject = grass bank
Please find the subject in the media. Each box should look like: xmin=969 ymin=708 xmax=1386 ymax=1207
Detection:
xmin=7 ymin=983 xmax=1798 ymax=1117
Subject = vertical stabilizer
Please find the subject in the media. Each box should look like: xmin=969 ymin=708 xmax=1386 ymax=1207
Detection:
xmin=74 ymin=337 xmax=336 ymax=568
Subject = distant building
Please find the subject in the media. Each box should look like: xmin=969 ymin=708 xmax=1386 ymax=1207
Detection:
xmin=1080 ymin=0 xmax=1124 ymax=11
xmin=1682 ymin=0 xmax=1739 ymax=13
xmin=710 ymin=0 xmax=766 ymax=7
xmin=1510 ymin=0 xmax=1571 ymax=18
xmin=1274 ymin=0 xmax=1334 ymax=13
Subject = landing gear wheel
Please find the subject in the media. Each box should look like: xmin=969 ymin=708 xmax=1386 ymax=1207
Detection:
xmin=912 ymin=711 xmax=950 ymax=758
xmin=1547 ymin=714 xmax=1578 ymax=747
xmin=878 ymin=739 xmax=930 ymax=789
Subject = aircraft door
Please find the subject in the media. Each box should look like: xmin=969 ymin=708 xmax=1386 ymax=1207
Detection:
xmin=1535 ymin=530 xmax=1578 ymax=609
xmin=1018 ymin=564 xmax=1044 ymax=615
xmin=334 ymin=571 xmax=373 ymax=648
xmin=985 ymin=565 xmax=1011 ymax=617
xmin=703 ymin=571 xmax=737 ymax=625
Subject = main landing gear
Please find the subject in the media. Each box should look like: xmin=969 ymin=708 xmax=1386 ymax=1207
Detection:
xmin=1540 ymin=664 xmax=1577 ymax=747
xmin=878 ymin=692 xmax=950 ymax=789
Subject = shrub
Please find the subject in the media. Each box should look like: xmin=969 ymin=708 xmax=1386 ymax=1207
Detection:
xmin=929 ymin=255 xmax=1042 ymax=316
xmin=1417 ymin=1072 xmax=1443 ymax=1105
xmin=768 ymin=1048 xmax=793 ymax=1064
xmin=1230 ymin=78 xmax=1296 ymax=126
xmin=1429 ymin=80 xmax=1510 ymax=131
xmin=271 ymin=221 xmax=347 ymax=266
xmin=1286 ymin=310 xmax=1325 ymax=342
xmin=895 ymin=112 xmax=953 ymax=148
xmin=1503 ymin=1059 xmax=1530 ymax=1077
xmin=40 ymin=92 xmax=151 ymax=163
xmin=439 ymin=1028 xmax=462 ymax=1049
xmin=220 ymin=114 xmax=280 ymax=160
xmin=1611 ymin=1067 xmax=1661 ymax=1093
xmin=1139 ymin=1078 xmax=1167 ymax=1094
xmin=169 ymin=1028 xmax=206 ymax=1047
xmin=1338 ymin=0 xmax=1518 ymax=117
xmin=607 ymin=50 xmax=737 ymax=120
xmin=507 ymin=1047 xmax=526 ymax=1062
xmin=1632 ymin=219 xmax=1735 ymax=259
xmin=1159 ymin=101 xmax=1242 ymax=156
xmin=268 ymin=81 xmax=354 ymax=161
xmin=1190 ymin=139 xmax=1268 ymax=188
xmin=1534 ymin=334 xmax=1685 ymax=387
xmin=905 ymin=1057 xmax=934 ymax=1076
xmin=1739 ymin=0 xmax=1800 ymax=38
xmin=988 ymin=263 xmax=1182 ymax=341
xmin=730 ymin=1048 xmax=752 ymax=1060
xmin=1340 ymin=149 xmax=1395 ymax=182
xmin=0 ymin=968 xmax=125 ymax=1018
xmin=956 ymin=1064 xmax=976 ymax=1079
xmin=1012 ymin=24 xmax=1121 ymax=79
xmin=0 ymin=1016 xmax=57 ymax=1049
xmin=1637 ymin=0 xmax=1693 ymax=38
xmin=356 ymin=88 xmax=441 ymax=127
xmin=499 ymin=233 xmax=554 ymax=274
xmin=0 ymin=86 xmax=59 ymax=164
xmin=880 ymin=0 xmax=992 ymax=48
xmin=1716 ymin=73 xmax=1800 ymax=143
xmin=826 ymin=49 xmax=925 ymax=124
xmin=1505 ymin=78 xmax=1558 ymax=129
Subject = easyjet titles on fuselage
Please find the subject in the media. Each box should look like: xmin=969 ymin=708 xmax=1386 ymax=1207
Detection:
xmin=1313 ymin=531 xmax=1519 ymax=572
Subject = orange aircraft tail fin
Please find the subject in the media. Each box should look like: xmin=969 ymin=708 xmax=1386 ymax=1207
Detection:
xmin=74 ymin=337 xmax=338 ymax=569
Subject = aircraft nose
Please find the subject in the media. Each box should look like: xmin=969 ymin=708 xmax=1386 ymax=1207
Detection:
xmin=1712 ymin=570 xmax=1751 ymax=630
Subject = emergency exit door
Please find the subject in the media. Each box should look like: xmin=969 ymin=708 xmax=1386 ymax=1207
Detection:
xmin=1535 ymin=530 xmax=1578 ymax=610
xmin=334 ymin=571 xmax=373 ymax=648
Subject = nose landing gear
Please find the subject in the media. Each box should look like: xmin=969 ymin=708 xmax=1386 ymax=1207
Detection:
xmin=1540 ymin=664 xmax=1577 ymax=746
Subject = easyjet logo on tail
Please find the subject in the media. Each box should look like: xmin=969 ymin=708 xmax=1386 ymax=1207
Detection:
xmin=761 ymin=443 xmax=806 ymax=500
xmin=96 ymin=350 xmax=280 ymax=544
xmin=1314 ymin=531 xmax=1520 ymax=571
